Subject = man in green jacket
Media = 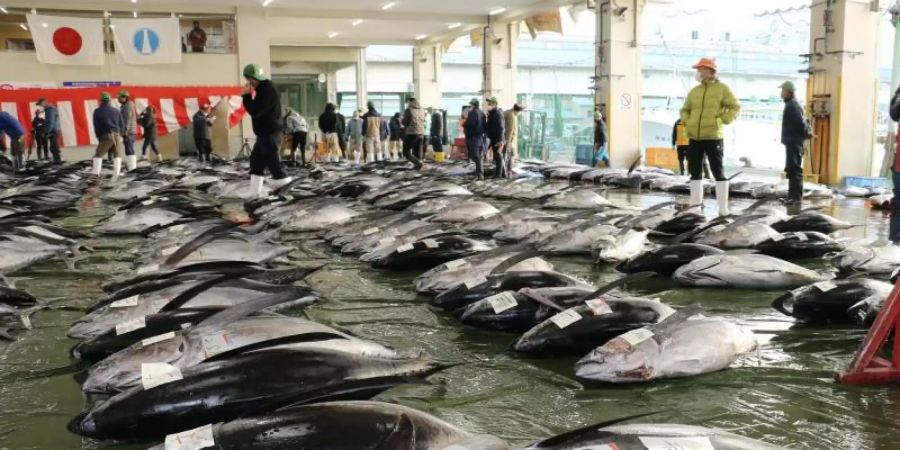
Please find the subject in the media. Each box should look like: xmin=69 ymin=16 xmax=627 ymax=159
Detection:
xmin=680 ymin=57 xmax=741 ymax=216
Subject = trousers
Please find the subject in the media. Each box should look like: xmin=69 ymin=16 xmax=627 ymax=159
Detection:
xmin=403 ymin=134 xmax=423 ymax=168
xmin=249 ymin=132 xmax=287 ymax=179
xmin=784 ymin=140 xmax=804 ymax=201
xmin=291 ymin=131 xmax=307 ymax=164
xmin=123 ymin=133 xmax=136 ymax=156
xmin=687 ymin=139 xmax=725 ymax=181
xmin=143 ymin=136 xmax=159 ymax=156
xmin=94 ymin=133 xmax=123 ymax=158
xmin=467 ymin=137 xmax=486 ymax=176
xmin=195 ymin=137 xmax=212 ymax=161
xmin=48 ymin=132 xmax=60 ymax=163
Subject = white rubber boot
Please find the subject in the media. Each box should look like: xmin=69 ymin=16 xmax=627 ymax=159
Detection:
xmin=91 ymin=158 xmax=103 ymax=176
xmin=247 ymin=175 xmax=264 ymax=199
xmin=269 ymin=176 xmax=293 ymax=190
xmin=125 ymin=154 xmax=137 ymax=172
xmin=376 ymin=152 xmax=383 ymax=162
xmin=111 ymin=158 xmax=122 ymax=182
xmin=353 ymin=150 xmax=360 ymax=165
xmin=689 ymin=180 xmax=704 ymax=207
xmin=716 ymin=180 xmax=730 ymax=217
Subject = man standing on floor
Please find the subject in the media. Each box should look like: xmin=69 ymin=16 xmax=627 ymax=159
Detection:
xmin=347 ymin=109 xmax=364 ymax=165
xmin=139 ymin=104 xmax=160 ymax=162
xmin=780 ymin=81 xmax=811 ymax=206
xmin=241 ymin=63 xmax=291 ymax=197
xmin=401 ymin=97 xmax=426 ymax=170
xmin=463 ymin=98 xmax=487 ymax=180
xmin=504 ymin=103 xmax=522 ymax=173
xmin=679 ymin=57 xmax=741 ymax=216
xmin=283 ymin=108 xmax=308 ymax=166
xmin=361 ymin=101 xmax=383 ymax=163
xmin=118 ymin=90 xmax=138 ymax=172
xmin=388 ymin=112 xmax=402 ymax=161
xmin=192 ymin=104 xmax=215 ymax=162
xmin=485 ymin=97 xmax=506 ymax=178
xmin=36 ymin=98 xmax=61 ymax=164
xmin=593 ymin=112 xmax=610 ymax=167
xmin=319 ymin=103 xmax=340 ymax=163
xmin=890 ymin=84 xmax=900 ymax=244
xmin=0 ymin=111 xmax=25 ymax=171
xmin=91 ymin=92 xmax=125 ymax=180
xmin=31 ymin=109 xmax=47 ymax=161
xmin=430 ymin=109 xmax=444 ymax=162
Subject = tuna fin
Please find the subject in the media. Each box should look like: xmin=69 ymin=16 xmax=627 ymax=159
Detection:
xmin=196 ymin=289 xmax=315 ymax=329
xmin=728 ymin=214 xmax=770 ymax=227
xmin=647 ymin=303 xmax=704 ymax=335
xmin=526 ymin=412 xmax=661 ymax=448
xmin=381 ymin=413 xmax=417 ymax=449
xmin=727 ymin=170 xmax=744 ymax=181
xmin=626 ymin=155 xmax=642 ymax=175
xmin=641 ymin=200 xmax=676 ymax=214
xmin=162 ymin=222 xmax=238 ymax=267
xmin=0 ymin=327 xmax=14 ymax=341
xmin=579 ymin=272 xmax=657 ymax=301
xmin=201 ymin=331 xmax=351 ymax=363
xmin=490 ymin=249 xmax=542 ymax=275
xmin=160 ymin=273 xmax=248 ymax=312
xmin=670 ymin=217 xmax=731 ymax=244
xmin=770 ymin=293 xmax=793 ymax=317
xmin=744 ymin=198 xmax=769 ymax=212
xmin=518 ymin=289 xmax=566 ymax=312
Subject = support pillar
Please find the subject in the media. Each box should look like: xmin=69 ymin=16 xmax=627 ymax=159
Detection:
xmin=880 ymin=4 xmax=900 ymax=178
xmin=326 ymin=69 xmax=338 ymax=105
xmin=593 ymin=0 xmax=643 ymax=169
xmin=236 ymin=7 xmax=271 ymax=154
xmin=413 ymin=44 xmax=443 ymax=109
xmin=807 ymin=0 xmax=879 ymax=183
xmin=482 ymin=22 xmax=518 ymax=108
xmin=356 ymin=47 xmax=367 ymax=111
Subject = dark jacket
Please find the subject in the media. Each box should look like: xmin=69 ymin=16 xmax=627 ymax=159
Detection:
xmin=32 ymin=116 xmax=45 ymax=138
xmin=430 ymin=112 xmax=443 ymax=138
xmin=43 ymin=105 xmax=60 ymax=134
xmin=319 ymin=106 xmax=338 ymax=134
xmin=192 ymin=111 xmax=212 ymax=140
xmin=242 ymin=79 xmax=283 ymax=136
xmin=92 ymin=103 xmax=124 ymax=139
xmin=336 ymin=113 xmax=346 ymax=137
xmin=891 ymin=86 xmax=900 ymax=122
xmin=463 ymin=107 xmax=486 ymax=142
xmin=595 ymin=119 xmax=608 ymax=148
xmin=389 ymin=116 xmax=403 ymax=140
xmin=485 ymin=108 xmax=505 ymax=144
xmin=0 ymin=111 xmax=24 ymax=140
xmin=139 ymin=108 xmax=157 ymax=138
xmin=401 ymin=101 xmax=426 ymax=136
xmin=781 ymin=96 xmax=806 ymax=144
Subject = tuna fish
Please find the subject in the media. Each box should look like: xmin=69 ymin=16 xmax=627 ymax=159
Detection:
xmin=673 ymin=254 xmax=830 ymax=289
xmin=616 ymin=244 xmax=723 ymax=276
xmin=772 ymin=278 xmax=892 ymax=324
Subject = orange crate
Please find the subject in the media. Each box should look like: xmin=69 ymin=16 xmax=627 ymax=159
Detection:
xmin=645 ymin=147 xmax=679 ymax=171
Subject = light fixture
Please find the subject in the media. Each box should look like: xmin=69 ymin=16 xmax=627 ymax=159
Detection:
xmin=0 ymin=7 xmax=8 ymax=14
xmin=30 ymin=8 xmax=36 ymax=14
xmin=352 ymin=19 xmax=363 ymax=26
xmin=19 ymin=23 xmax=27 ymax=30
xmin=109 ymin=24 xmax=115 ymax=29
xmin=414 ymin=34 xmax=427 ymax=40
xmin=381 ymin=1 xmax=396 ymax=10
xmin=448 ymin=22 xmax=461 ymax=29
xmin=41 ymin=22 xmax=47 ymax=28
xmin=328 ymin=31 xmax=339 ymax=38
xmin=133 ymin=11 xmax=137 ymax=18
xmin=131 ymin=0 xmax=137 ymax=3
xmin=262 ymin=0 xmax=274 ymax=6
xmin=489 ymin=7 xmax=506 ymax=15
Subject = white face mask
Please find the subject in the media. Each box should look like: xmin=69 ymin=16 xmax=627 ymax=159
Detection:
xmin=695 ymin=71 xmax=703 ymax=82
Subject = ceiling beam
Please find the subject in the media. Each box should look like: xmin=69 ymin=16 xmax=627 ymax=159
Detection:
xmin=0 ymin=0 xmax=235 ymax=15
xmin=261 ymin=7 xmax=486 ymax=25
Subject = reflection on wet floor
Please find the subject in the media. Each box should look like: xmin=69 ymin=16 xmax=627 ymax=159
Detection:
xmin=1 ymin=183 xmax=899 ymax=449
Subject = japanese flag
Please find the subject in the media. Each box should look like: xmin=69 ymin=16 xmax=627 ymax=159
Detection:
xmin=26 ymin=14 xmax=104 ymax=66
xmin=111 ymin=18 xmax=182 ymax=65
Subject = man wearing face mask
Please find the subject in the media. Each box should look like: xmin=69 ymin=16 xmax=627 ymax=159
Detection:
xmin=679 ymin=57 xmax=741 ymax=216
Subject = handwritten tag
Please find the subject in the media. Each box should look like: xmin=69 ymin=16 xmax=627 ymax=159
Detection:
xmin=168 ymin=224 xmax=186 ymax=233
xmin=422 ymin=239 xmax=440 ymax=249
xmin=110 ymin=296 xmax=139 ymax=308
xmin=814 ymin=280 xmax=838 ymax=292
xmin=137 ymin=264 xmax=160 ymax=274
xmin=363 ymin=227 xmax=379 ymax=235
xmin=141 ymin=200 xmax=154 ymax=206
xmin=142 ymin=331 xmax=176 ymax=347
xmin=638 ymin=436 xmax=714 ymax=450
xmin=585 ymin=299 xmax=613 ymax=316
xmin=443 ymin=259 xmax=467 ymax=270
xmin=463 ymin=276 xmax=487 ymax=289
xmin=486 ymin=292 xmax=518 ymax=314
xmin=550 ymin=309 xmax=583 ymax=329
xmin=709 ymin=225 xmax=726 ymax=233
xmin=164 ymin=424 xmax=215 ymax=450
xmin=201 ymin=331 xmax=232 ymax=358
xmin=619 ymin=328 xmax=654 ymax=347
xmin=115 ymin=317 xmax=146 ymax=335
xmin=141 ymin=362 xmax=183 ymax=390
xmin=396 ymin=243 xmax=415 ymax=253
xmin=770 ymin=233 xmax=785 ymax=242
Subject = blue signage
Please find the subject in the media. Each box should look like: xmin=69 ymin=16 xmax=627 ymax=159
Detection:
xmin=133 ymin=28 xmax=160 ymax=55
xmin=62 ymin=81 xmax=122 ymax=87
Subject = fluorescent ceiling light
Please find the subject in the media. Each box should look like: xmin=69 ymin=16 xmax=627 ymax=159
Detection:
xmin=133 ymin=11 xmax=137 ymax=18
xmin=328 ymin=32 xmax=339 ymax=38
xmin=352 ymin=19 xmax=363 ymax=26
xmin=0 ymin=7 xmax=8 ymax=14
xmin=489 ymin=7 xmax=506 ymax=15
xmin=415 ymin=34 xmax=428 ymax=40
xmin=262 ymin=0 xmax=274 ymax=6
xmin=131 ymin=0 xmax=137 ymax=3
xmin=448 ymin=22 xmax=461 ymax=29
xmin=381 ymin=2 xmax=396 ymax=10
xmin=30 ymin=8 xmax=36 ymax=14
xmin=41 ymin=22 xmax=48 ymax=28
xmin=19 ymin=23 xmax=27 ymax=30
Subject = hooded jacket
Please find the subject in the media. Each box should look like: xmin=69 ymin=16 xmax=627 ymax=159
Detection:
xmin=402 ymin=101 xmax=426 ymax=136
xmin=485 ymin=107 xmax=505 ymax=144
xmin=362 ymin=107 xmax=383 ymax=139
xmin=319 ymin=105 xmax=338 ymax=134
xmin=242 ymin=79 xmax=283 ymax=136
xmin=463 ymin=107 xmax=486 ymax=143
xmin=347 ymin=115 xmax=363 ymax=140
xmin=679 ymin=79 xmax=741 ymax=140
xmin=389 ymin=115 xmax=402 ymax=140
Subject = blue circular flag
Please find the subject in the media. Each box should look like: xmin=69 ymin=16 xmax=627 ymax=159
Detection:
xmin=132 ymin=28 xmax=160 ymax=55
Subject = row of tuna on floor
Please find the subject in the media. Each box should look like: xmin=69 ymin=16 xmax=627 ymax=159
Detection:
xmin=2 ymin=156 xmax=892 ymax=449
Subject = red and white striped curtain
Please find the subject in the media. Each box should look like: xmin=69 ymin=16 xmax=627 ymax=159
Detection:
xmin=0 ymin=86 xmax=246 ymax=148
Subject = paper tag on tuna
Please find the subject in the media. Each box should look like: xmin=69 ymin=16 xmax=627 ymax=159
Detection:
xmin=814 ymin=280 xmax=838 ymax=292
xmin=585 ymin=299 xmax=613 ymax=316
xmin=168 ymin=224 xmax=185 ymax=233
xmin=550 ymin=309 xmax=583 ymax=329
xmin=422 ymin=239 xmax=440 ymax=249
xmin=487 ymin=292 xmax=518 ymax=313
xmin=142 ymin=331 xmax=176 ymax=347
xmin=638 ymin=436 xmax=714 ymax=450
xmin=110 ymin=296 xmax=139 ymax=308
xmin=710 ymin=225 xmax=726 ymax=233
xmin=115 ymin=316 xmax=146 ymax=335
xmin=201 ymin=331 xmax=233 ymax=358
xmin=141 ymin=362 xmax=183 ymax=390
xmin=164 ymin=424 xmax=215 ymax=450
xmin=137 ymin=264 xmax=160 ymax=274
xmin=794 ymin=232 xmax=808 ymax=242
xmin=161 ymin=246 xmax=178 ymax=256
xmin=141 ymin=200 xmax=154 ymax=206
xmin=619 ymin=328 xmax=654 ymax=347
xmin=463 ymin=276 xmax=487 ymax=290
xmin=363 ymin=227 xmax=380 ymax=235
xmin=771 ymin=233 xmax=785 ymax=242
xmin=443 ymin=259 xmax=467 ymax=270
xmin=387 ymin=193 xmax=399 ymax=198
xmin=396 ymin=243 xmax=415 ymax=253
xmin=378 ymin=237 xmax=396 ymax=246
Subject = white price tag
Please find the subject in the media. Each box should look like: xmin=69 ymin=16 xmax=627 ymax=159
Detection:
xmin=137 ymin=264 xmax=160 ymax=274
xmin=363 ymin=227 xmax=379 ymax=235
xmin=550 ymin=309 xmax=583 ymax=329
xmin=161 ymin=246 xmax=178 ymax=256
xmin=168 ymin=224 xmax=186 ymax=233
xmin=201 ymin=331 xmax=232 ymax=358
xmin=110 ymin=296 xmax=139 ymax=308
xmin=396 ymin=243 xmax=415 ymax=253
xmin=141 ymin=200 xmax=154 ymax=206
xmin=422 ymin=239 xmax=440 ymax=249
xmin=142 ymin=331 xmax=176 ymax=347
xmin=619 ymin=328 xmax=654 ymax=347
xmin=585 ymin=299 xmax=613 ymax=316
xmin=443 ymin=259 xmax=467 ymax=270
xmin=463 ymin=276 xmax=487 ymax=289
xmin=141 ymin=362 xmax=183 ymax=390
xmin=164 ymin=424 xmax=216 ymax=450
xmin=486 ymin=292 xmax=518 ymax=314
xmin=387 ymin=193 xmax=399 ymax=198
xmin=814 ymin=280 xmax=838 ymax=292
xmin=115 ymin=317 xmax=146 ymax=335
xmin=378 ymin=237 xmax=396 ymax=246
xmin=771 ymin=233 xmax=785 ymax=242
xmin=794 ymin=232 xmax=808 ymax=242
xmin=710 ymin=225 xmax=726 ymax=233
xmin=638 ymin=436 xmax=714 ymax=450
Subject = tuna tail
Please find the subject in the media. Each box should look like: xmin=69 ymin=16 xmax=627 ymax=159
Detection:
xmin=0 ymin=327 xmax=13 ymax=341
xmin=196 ymin=289 xmax=316 ymax=330
xmin=525 ymin=412 xmax=661 ymax=448
xmin=727 ymin=170 xmax=744 ymax=181
xmin=771 ymin=293 xmax=794 ymax=317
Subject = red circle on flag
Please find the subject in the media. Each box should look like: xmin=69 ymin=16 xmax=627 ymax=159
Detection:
xmin=52 ymin=27 xmax=83 ymax=56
